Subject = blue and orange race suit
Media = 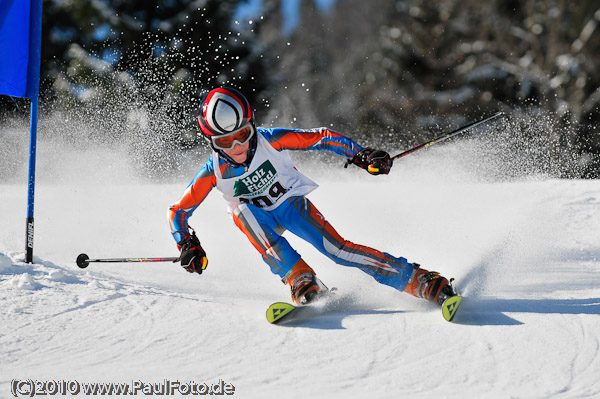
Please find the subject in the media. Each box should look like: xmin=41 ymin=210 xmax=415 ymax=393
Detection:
xmin=169 ymin=127 xmax=414 ymax=290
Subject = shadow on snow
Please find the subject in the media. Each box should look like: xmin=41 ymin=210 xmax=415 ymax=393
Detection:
xmin=273 ymin=308 xmax=407 ymax=330
xmin=454 ymin=297 xmax=600 ymax=326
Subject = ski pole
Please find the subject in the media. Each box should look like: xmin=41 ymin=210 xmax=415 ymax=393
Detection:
xmin=76 ymin=253 xmax=180 ymax=269
xmin=391 ymin=111 xmax=505 ymax=162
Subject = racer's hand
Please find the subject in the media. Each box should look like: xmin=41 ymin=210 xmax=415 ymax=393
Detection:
xmin=348 ymin=148 xmax=392 ymax=175
xmin=178 ymin=233 xmax=208 ymax=274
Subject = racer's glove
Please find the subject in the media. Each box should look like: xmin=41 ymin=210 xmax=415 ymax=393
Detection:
xmin=177 ymin=232 xmax=208 ymax=274
xmin=346 ymin=148 xmax=393 ymax=175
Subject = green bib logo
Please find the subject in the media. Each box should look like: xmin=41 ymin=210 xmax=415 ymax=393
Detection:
xmin=234 ymin=160 xmax=278 ymax=197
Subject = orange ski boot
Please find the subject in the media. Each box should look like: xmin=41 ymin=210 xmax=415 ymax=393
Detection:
xmin=284 ymin=259 xmax=328 ymax=305
xmin=404 ymin=263 xmax=455 ymax=305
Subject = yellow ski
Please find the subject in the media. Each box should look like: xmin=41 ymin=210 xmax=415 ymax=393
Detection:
xmin=266 ymin=302 xmax=299 ymax=324
xmin=442 ymin=295 xmax=462 ymax=322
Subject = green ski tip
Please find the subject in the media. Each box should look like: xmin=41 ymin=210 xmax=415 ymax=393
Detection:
xmin=266 ymin=302 xmax=296 ymax=324
xmin=442 ymin=295 xmax=462 ymax=322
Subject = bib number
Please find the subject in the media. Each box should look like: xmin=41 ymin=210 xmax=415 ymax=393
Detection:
xmin=240 ymin=181 xmax=288 ymax=208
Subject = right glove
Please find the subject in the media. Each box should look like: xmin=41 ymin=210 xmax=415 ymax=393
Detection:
xmin=177 ymin=232 xmax=208 ymax=274
xmin=347 ymin=148 xmax=393 ymax=175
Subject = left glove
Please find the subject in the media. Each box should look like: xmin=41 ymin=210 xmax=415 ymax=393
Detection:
xmin=177 ymin=232 xmax=208 ymax=274
xmin=348 ymin=148 xmax=393 ymax=175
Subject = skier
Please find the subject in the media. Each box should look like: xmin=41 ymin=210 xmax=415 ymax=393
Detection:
xmin=169 ymin=87 xmax=457 ymax=306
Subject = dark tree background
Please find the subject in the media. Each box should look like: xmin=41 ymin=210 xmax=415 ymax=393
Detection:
xmin=1 ymin=0 xmax=599 ymax=177
xmin=260 ymin=0 xmax=600 ymax=177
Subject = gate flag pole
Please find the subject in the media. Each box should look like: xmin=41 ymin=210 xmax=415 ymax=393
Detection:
xmin=25 ymin=0 xmax=43 ymax=264
xmin=0 ymin=0 xmax=44 ymax=263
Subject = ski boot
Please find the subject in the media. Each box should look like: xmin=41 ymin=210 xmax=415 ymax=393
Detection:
xmin=404 ymin=263 xmax=457 ymax=306
xmin=284 ymin=259 xmax=328 ymax=305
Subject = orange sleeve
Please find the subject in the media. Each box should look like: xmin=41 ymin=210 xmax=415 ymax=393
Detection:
xmin=169 ymin=157 xmax=218 ymax=243
xmin=263 ymin=127 xmax=363 ymax=158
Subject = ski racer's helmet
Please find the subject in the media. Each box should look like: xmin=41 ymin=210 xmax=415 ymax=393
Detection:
xmin=197 ymin=87 xmax=256 ymax=152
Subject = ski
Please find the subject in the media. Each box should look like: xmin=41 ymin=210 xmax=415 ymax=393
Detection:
xmin=441 ymin=295 xmax=462 ymax=322
xmin=266 ymin=287 xmax=337 ymax=325
xmin=266 ymin=302 xmax=314 ymax=324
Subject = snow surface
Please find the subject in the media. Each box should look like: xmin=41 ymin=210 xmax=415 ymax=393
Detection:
xmin=1 ymin=136 xmax=600 ymax=399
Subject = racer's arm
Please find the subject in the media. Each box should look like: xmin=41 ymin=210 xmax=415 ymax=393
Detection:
xmin=169 ymin=155 xmax=217 ymax=243
xmin=260 ymin=127 xmax=392 ymax=175
xmin=260 ymin=127 xmax=363 ymax=159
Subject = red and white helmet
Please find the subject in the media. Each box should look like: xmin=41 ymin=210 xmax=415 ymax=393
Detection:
xmin=197 ymin=87 xmax=254 ymax=138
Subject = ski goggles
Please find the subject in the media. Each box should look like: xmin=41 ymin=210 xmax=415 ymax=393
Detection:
xmin=211 ymin=123 xmax=255 ymax=150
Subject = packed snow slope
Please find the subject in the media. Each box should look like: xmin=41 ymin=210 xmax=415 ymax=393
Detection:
xmin=1 ymin=134 xmax=600 ymax=399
